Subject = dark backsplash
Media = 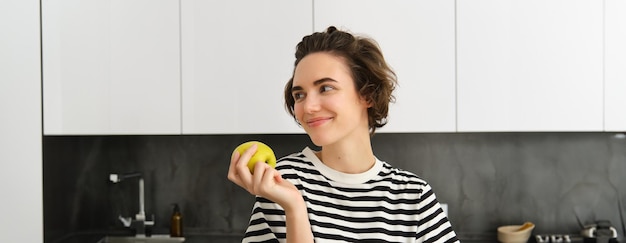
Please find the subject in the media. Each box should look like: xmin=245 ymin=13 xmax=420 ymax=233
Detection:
xmin=43 ymin=133 xmax=626 ymax=242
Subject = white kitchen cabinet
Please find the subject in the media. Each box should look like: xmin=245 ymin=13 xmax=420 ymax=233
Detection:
xmin=43 ymin=0 xmax=181 ymax=135
xmin=181 ymin=0 xmax=312 ymax=134
xmin=456 ymin=0 xmax=604 ymax=132
xmin=605 ymin=0 xmax=626 ymax=131
xmin=314 ymin=0 xmax=457 ymax=133
xmin=0 ymin=0 xmax=42 ymax=241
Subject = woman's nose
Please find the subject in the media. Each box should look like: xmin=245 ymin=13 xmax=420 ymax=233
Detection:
xmin=302 ymin=95 xmax=321 ymax=113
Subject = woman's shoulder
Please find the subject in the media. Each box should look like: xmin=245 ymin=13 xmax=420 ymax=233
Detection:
xmin=274 ymin=150 xmax=325 ymax=182
xmin=276 ymin=150 xmax=310 ymax=164
xmin=377 ymin=161 xmax=429 ymax=186
xmin=274 ymin=150 xmax=316 ymax=172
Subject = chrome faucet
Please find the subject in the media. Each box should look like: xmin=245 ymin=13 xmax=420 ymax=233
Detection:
xmin=109 ymin=172 xmax=155 ymax=236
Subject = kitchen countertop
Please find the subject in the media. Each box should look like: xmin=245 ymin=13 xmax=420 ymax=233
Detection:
xmin=50 ymin=231 xmax=496 ymax=243
xmin=49 ymin=233 xmax=243 ymax=243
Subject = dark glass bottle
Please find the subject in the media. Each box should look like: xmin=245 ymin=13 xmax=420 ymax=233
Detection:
xmin=170 ymin=204 xmax=183 ymax=237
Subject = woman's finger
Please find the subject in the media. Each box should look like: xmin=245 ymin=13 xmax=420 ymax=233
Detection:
xmin=273 ymin=169 xmax=283 ymax=184
xmin=227 ymin=150 xmax=241 ymax=182
xmin=251 ymin=159 xmax=268 ymax=193
xmin=261 ymin=163 xmax=279 ymax=189
xmin=235 ymin=143 xmax=258 ymax=190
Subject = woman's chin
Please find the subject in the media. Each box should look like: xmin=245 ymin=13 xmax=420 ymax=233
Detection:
xmin=307 ymin=134 xmax=331 ymax=147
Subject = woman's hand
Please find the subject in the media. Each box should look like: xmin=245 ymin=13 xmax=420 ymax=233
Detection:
xmin=227 ymin=143 xmax=301 ymax=210
xmin=228 ymin=143 xmax=314 ymax=242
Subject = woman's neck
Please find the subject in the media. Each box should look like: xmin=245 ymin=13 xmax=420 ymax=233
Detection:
xmin=316 ymin=135 xmax=375 ymax=174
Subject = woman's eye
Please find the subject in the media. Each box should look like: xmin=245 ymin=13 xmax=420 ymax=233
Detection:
xmin=293 ymin=92 xmax=305 ymax=100
xmin=320 ymin=85 xmax=334 ymax=92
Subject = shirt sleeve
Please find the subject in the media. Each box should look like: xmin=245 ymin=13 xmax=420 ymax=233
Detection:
xmin=242 ymin=196 xmax=287 ymax=243
xmin=243 ymin=157 xmax=306 ymax=243
xmin=415 ymin=183 xmax=460 ymax=243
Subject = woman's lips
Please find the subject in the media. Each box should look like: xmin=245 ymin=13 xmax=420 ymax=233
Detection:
xmin=306 ymin=117 xmax=332 ymax=127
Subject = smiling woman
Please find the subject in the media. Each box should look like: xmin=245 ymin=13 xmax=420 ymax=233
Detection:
xmin=290 ymin=52 xmax=370 ymax=147
xmin=284 ymin=26 xmax=397 ymax=136
xmin=227 ymin=26 xmax=459 ymax=242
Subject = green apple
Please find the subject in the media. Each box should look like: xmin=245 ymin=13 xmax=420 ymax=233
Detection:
xmin=234 ymin=141 xmax=277 ymax=173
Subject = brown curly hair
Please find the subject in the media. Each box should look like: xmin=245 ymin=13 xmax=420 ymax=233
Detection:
xmin=284 ymin=26 xmax=397 ymax=135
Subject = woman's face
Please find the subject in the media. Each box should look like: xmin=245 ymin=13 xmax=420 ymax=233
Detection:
xmin=291 ymin=52 xmax=370 ymax=146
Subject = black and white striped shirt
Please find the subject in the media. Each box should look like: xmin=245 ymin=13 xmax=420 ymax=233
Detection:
xmin=243 ymin=147 xmax=459 ymax=243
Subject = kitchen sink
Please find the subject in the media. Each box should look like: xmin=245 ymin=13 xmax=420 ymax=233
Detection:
xmin=97 ymin=235 xmax=185 ymax=243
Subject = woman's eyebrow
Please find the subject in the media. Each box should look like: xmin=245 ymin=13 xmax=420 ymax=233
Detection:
xmin=291 ymin=77 xmax=337 ymax=92
xmin=313 ymin=77 xmax=337 ymax=86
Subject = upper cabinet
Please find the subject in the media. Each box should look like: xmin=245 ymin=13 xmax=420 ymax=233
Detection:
xmin=43 ymin=0 xmax=181 ymax=135
xmin=41 ymin=0 xmax=622 ymax=134
xmin=314 ymin=0 xmax=457 ymax=133
xmin=605 ymin=0 xmax=626 ymax=131
xmin=1 ymin=0 xmax=43 ymax=241
xmin=456 ymin=0 xmax=604 ymax=132
xmin=181 ymin=0 xmax=312 ymax=134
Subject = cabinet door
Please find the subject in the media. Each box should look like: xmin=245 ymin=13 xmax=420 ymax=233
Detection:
xmin=456 ymin=0 xmax=603 ymax=132
xmin=181 ymin=0 xmax=312 ymax=134
xmin=605 ymin=0 xmax=626 ymax=131
xmin=0 ymin=0 xmax=43 ymax=241
xmin=43 ymin=0 xmax=181 ymax=135
xmin=314 ymin=0 xmax=456 ymax=133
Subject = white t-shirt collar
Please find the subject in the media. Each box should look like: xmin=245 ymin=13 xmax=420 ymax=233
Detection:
xmin=302 ymin=147 xmax=383 ymax=185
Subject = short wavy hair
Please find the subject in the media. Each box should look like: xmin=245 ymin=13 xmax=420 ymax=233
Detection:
xmin=284 ymin=26 xmax=397 ymax=135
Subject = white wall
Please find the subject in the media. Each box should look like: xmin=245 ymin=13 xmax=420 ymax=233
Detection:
xmin=0 ymin=0 xmax=43 ymax=242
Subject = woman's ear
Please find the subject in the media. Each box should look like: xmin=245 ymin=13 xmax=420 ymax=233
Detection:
xmin=360 ymin=95 xmax=374 ymax=108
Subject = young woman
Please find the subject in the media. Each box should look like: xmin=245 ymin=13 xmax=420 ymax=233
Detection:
xmin=228 ymin=26 xmax=459 ymax=243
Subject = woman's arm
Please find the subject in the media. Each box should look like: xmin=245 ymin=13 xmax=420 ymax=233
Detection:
xmin=228 ymin=143 xmax=313 ymax=242
xmin=283 ymin=195 xmax=313 ymax=243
